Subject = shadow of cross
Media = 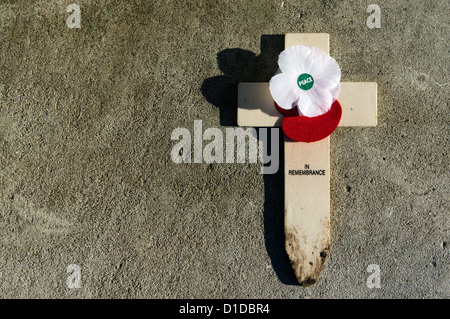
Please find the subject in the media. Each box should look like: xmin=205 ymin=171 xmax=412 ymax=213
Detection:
xmin=238 ymin=33 xmax=378 ymax=286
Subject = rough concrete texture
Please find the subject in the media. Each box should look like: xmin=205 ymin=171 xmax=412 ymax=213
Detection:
xmin=0 ymin=0 xmax=448 ymax=298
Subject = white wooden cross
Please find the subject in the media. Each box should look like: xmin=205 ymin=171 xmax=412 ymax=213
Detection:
xmin=238 ymin=34 xmax=377 ymax=286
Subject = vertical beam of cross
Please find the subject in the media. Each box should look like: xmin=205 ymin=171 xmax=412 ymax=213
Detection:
xmin=237 ymin=34 xmax=377 ymax=286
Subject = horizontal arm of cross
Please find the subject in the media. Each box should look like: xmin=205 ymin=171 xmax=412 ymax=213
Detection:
xmin=237 ymin=82 xmax=377 ymax=127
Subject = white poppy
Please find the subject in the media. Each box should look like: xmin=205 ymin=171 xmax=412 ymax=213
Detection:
xmin=269 ymin=45 xmax=341 ymax=117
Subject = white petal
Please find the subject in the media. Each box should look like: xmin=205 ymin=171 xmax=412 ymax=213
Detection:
xmin=297 ymin=91 xmax=315 ymax=117
xmin=309 ymin=54 xmax=330 ymax=77
xmin=315 ymin=56 xmax=341 ymax=83
xmin=309 ymin=46 xmax=327 ymax=57
xmin=328 ymin=83 xmax=340 ymax=100
xmin=269 ymin=73 xmax=300 ymax=109
xmin=310 ymin=86 xmax=333 ymax=115
xmin=278 ymin=45 xmax=313 ymax=75
xmin=312 ymin=57 xmax=341 ymax=102
xmin=315 ymin=77 xmax=336 ymax=90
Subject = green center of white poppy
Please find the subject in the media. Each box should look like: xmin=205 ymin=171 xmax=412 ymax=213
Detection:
xmin=297 ymin=73 xmax=314 ymax=90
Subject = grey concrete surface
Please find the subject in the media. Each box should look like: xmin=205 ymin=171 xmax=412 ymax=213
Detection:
xmin=0 ymin=0 xmax=448 ymax=298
